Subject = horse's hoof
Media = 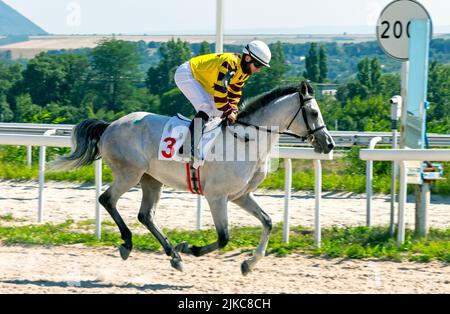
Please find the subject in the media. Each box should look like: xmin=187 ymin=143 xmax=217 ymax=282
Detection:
xmin=175 ymin=241 xmax=191 ymax=254
xmin=170 ymin=258 xmax=184 ymax=272
xmin=119 ymin=245 xmax=131 ymax=260
xmin=241 ymin=260 xmax=251 ymax=276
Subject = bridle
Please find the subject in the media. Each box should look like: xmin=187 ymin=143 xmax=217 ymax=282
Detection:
xmin=233 ymin=92 xmax=326 ymax=142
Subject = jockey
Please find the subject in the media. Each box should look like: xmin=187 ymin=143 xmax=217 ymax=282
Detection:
xmin=174 ymin=40 xmax=271 ymax=161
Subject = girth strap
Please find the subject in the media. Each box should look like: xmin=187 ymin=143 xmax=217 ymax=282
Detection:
xmin=185 ymin=163 xmax=204 ymax=195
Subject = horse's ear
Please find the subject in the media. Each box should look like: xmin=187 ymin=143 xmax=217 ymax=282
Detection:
xmin=306 ymin=81 xmax=314 ymax=95
xmin=300 ymin=81 xmax=309 ymax=97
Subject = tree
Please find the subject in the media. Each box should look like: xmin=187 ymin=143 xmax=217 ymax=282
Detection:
xmin=13 ymin=94 xmax=41 ymax=122
xmin=159 ymin=88 xmax=194 ymax=117
xmin=58 ymin=53 xmax=92 ymax=107
xmin=304 ymin=43 xmax=320 ymax=82
xmin=91 ymin=39 xmax=143 ymax=111
xmin=370 ymin=57 xmax=382 ymax=94
xmin=198 ymin=41 xmax=211 ymax=55
xmin=427 ymin=61 xmax=450 ymax=133
xmin=15 ymin=53 xmax=66 ymax=107
xmin=357 ymin=57 xmax=371 ymax=90
xmin=146 ymin=38 xmax=191 ymax=95
xmin=0 ymin=97 xmax=13 ymax=121
xmin=12 ymin=53 xmax=91 ymax=109
xmin=0 ymin=61 xmax=22 ymax=118
xmin=319 ymin=45 xmax=328 ymax=83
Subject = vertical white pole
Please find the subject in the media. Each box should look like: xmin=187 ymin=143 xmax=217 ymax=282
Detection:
xmin=283 ymin=158 xmax=292 ymax=243
xmin=27 ymin=145 xmax=32 ymax=167
xmin=415 ymin=182 xmax=429 ymax=237
xmin=366 ymin=137 xmax=382 ymax=227
xmin=37 ymin=129 xmax=56 ymax=223
xmin=399 ymin=61 xmax=409 ymax=149
xmin=215 ymin=0 xmax=224 ymax=53
xmin=397 ymin=161 xmax=407 ymax=246
xmin=196 ymin=195 xmax=202 ymax=230
xmin=95 ymin=159 xmax=102 ymax=239
xmin=390 ymin=130 xmax=398 ymax=236
xmin=313 ymin=160 xmax=321 ymax=248
xmin=366 ymin=159 xmax=373 ymax=227
xmin=38 ymin=145 xmax=46 ymax=223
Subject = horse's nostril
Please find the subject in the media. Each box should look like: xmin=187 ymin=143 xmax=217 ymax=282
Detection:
xmin=328 ymin=143 xmax=335 ymax=150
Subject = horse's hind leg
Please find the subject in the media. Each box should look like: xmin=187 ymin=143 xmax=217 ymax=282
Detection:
xmin=232 ymin=193 xmax=272 ymax=275
xmin=175 ymin=196 xmax=229 ymax=257
xmin=99 ymin=166 xmax=143 ymax=260
xmin=137 ymin=173 xmax=183 ymax=271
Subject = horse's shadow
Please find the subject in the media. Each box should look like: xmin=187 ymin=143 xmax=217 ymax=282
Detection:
xmin=0 ymin=279 xmax=192 ymax=291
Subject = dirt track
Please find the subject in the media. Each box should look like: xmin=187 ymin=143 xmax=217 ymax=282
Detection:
xmin=0 ymin=180 xmax=449 ymax=293
xmin=0 ymin=244 xmax=448 ymax=294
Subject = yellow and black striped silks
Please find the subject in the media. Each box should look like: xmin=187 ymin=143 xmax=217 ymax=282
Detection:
xmin=189 ymin=53 xmax=250 ymax=116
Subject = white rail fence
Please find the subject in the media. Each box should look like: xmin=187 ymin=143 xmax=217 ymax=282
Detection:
xmin=0 ymin=132 xmax=103 ymax=239
xmin=360 ymin=149 xmax=450 ymax=246
xmin=3 ymin=124 xmax=448 ymax=248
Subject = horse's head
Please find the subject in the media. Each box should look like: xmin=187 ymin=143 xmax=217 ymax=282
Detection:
xmin=288 ymin=81 xmax=335 ymax=154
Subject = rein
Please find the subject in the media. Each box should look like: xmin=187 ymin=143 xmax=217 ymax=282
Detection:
xmin=234 ymin=93 xmax=326 ymax=141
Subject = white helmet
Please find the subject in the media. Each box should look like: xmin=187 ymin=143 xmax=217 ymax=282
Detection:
xmin=243 ymin=40 xmax=271 ymax=67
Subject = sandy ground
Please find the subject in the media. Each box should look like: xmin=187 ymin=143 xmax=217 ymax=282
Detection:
xmin=0 ymin=180 xmax=449 ymax=294
xmin=0 ymin=244 xmax=448 ymax=294
xmin=0 ymin=180 xmax=449 ymax=231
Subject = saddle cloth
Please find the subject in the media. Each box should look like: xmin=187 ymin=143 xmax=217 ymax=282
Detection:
xmin=158 ymin=114 xmax=222 ymax=163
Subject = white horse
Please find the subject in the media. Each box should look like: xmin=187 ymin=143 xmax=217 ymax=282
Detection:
xmin=52 ymin=81 xmax=335 ymax=275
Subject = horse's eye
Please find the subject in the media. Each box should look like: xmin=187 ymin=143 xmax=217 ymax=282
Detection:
xmin=311 ymin=110 xmax=319 ymax=118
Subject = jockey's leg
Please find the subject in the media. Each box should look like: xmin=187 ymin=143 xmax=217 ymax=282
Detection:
xmin=174 ymin=61 xmax=222 ymax=165
xmin=189 ymin=111 xmax=209 ymax=160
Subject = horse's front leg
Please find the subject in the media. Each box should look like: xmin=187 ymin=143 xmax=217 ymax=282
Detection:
xmin=176 ymin=196 xmax=229 ymax=257
xmin=232 ymin=192 xmax=272 ymax=275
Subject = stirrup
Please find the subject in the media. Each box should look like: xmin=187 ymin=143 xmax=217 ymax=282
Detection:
xmin=192 ymin=158 xmax=204 ymax=169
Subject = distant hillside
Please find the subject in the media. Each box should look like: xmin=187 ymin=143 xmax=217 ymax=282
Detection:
xmin=0 ymin=0 xmax=47 ymax=35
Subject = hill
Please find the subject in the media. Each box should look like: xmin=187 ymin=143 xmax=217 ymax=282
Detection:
xmin=0 ymin=0 xmax=47 ymax=35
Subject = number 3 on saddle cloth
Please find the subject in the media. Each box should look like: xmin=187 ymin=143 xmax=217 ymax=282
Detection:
xmin=158 ymin=114 xmax=223 ymax=167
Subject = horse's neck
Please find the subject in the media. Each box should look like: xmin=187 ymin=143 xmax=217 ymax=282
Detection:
xmin=240 ymin=94 xmax=298 ymax=132
xmin=238 ymin=94 xmax=299 ymax=159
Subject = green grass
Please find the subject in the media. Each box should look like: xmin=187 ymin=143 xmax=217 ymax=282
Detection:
xmin=0 ymin=162 xmax=113 ymax=183
xmin=0 ymin=220 xmax=448 ymax=263
xmin=0 ymin=213 xmax=14 ymax=222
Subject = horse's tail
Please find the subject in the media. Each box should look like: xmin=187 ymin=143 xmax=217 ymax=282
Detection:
xmin=49 ymin=119 xmax=110 ymax=171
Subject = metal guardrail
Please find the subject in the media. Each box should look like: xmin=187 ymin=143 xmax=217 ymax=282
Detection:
xmin=280 ymin=131 xmax=450 ymax=147
xmin=0 ymin=123 xmax=449 ymax=147
xmin=0 ymin=123 xmax=73 ymax=136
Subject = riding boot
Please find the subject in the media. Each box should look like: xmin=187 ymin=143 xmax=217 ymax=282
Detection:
xmin=188 ymin=111 xmax=209 ymax=165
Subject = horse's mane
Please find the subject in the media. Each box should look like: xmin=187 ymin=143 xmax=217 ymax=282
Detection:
xmin=238 ymin=85 xmax=300 ymax=119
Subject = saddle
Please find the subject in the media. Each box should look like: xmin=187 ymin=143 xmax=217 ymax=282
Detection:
xmin=158 ymin=114 xmax=257 ymax=167
xmin=158 ymin=114 xmax=222 ymax=165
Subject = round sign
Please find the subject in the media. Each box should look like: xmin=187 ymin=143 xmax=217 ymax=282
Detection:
xmin=377 ymin=0 xmax=432 ymax=61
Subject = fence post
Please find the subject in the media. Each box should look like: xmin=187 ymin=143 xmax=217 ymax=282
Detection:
xmin=27 ymin=145 xmax=32 ymax=167
xmin=366 ymin=136 xmax=382 ymax=226
xmin=95 ymin=158 xmax=102 ymax=239
xmin=313 ymin=159 xmax=322 ymax=248
xmin=397 ymin=160 xmax=407 ymax=246
xmin=38 ymin=129 xmax=56 ymax=223
xmin=283 ymin=158 xmax=292 ymax=243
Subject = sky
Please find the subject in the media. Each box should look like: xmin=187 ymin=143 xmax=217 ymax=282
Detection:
xmin=3 ymin=0 xmax=450 ymax=35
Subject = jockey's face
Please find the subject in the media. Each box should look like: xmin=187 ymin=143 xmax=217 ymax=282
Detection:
xmin=244 ymin=55 xmax=263 ymax=75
